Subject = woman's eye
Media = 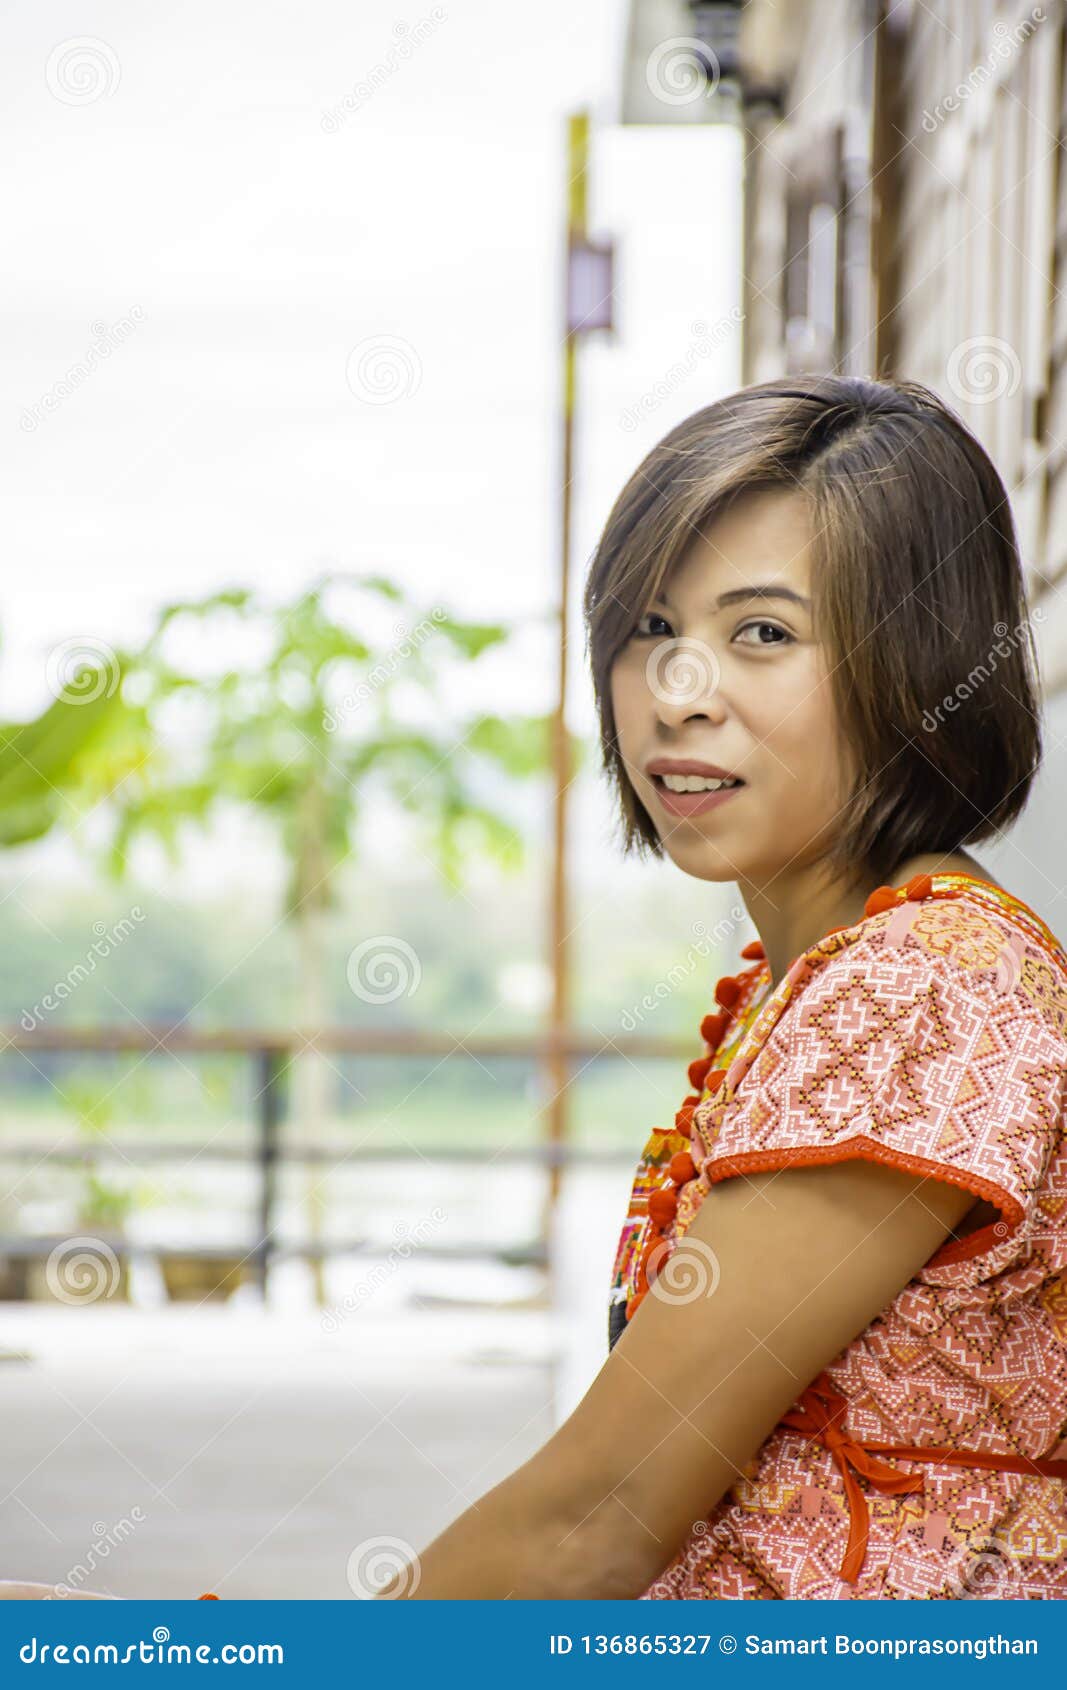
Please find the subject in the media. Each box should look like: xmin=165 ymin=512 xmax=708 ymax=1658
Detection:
xmin=734 ymin=620 xmax=792 ymax=647
xmin=633 ymin=612 xmax=673 ymax=637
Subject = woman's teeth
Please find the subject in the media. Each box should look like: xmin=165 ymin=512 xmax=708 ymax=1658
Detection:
xmin=659 ymin=774 xmax=742 ymax=793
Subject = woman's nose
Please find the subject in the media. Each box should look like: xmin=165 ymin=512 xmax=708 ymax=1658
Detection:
xmin=643 ymin=635 xmax=726 ymax=723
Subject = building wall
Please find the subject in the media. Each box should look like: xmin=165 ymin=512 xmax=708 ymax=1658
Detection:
xmin=738 ymin=0 xmax=1067 ymax=919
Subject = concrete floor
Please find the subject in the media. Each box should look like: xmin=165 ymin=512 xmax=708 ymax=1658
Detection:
xmin=0 ymin=1300 xmax=560 ymax=1600
xmin=0 ymin=1166 xmax=629 ymax=1599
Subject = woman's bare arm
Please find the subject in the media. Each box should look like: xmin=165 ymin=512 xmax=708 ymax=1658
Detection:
xmin=379 ymin=1158 xmax=975 ymax=1598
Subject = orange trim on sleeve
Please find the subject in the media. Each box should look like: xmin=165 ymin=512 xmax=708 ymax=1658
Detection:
xmin=700 ymin=1138 xmax=1023 ymax=1268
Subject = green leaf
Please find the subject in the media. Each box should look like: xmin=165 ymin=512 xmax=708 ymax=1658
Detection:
xmin=429 ymin=616 xmax=509 ymax=661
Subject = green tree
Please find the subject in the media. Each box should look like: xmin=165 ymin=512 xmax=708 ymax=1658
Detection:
xmin=101 ymin=572 xmax=567 ymax=1300
xmin=0 ymin=659 xmax=132 ymax=849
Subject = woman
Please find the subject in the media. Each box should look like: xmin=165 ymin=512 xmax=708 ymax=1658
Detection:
xmin=378 ymin=373 xmax=1067 ymax=1600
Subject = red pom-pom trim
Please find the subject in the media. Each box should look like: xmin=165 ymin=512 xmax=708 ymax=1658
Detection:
xmin=687 ymin=1054 xmax=713 ymax=1091
xmin=864 ymin=885 xmax=899 ymax=917
xmin=668 ymin=1150 xmax=696 ymax=1185
xmin=905 ymin=871 xmax=933 ymax=901
xmin=700 ymin=1011 xmax=729 ymax=1046
xmin=648 ymin=1187 xmax=678 ymax=1224
xmin=642 ymin=1238 xmax=668 ymax=1283
xmin=740 ymin=939 xmax=765 ymax=960
xmin=715 ymin=976 xmax=741 ymax=1009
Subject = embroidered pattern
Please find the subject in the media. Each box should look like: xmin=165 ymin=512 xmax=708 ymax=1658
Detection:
xmin=608 ymin=875 xmax=1067 ymax=1598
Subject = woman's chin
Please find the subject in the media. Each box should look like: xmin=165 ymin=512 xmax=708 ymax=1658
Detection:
xmin=658 ymin=837 xmax=748 ymax=883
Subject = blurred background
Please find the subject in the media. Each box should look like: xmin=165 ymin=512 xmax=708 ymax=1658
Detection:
xmin=3 ymin=0 xmax=1067 ymax=1599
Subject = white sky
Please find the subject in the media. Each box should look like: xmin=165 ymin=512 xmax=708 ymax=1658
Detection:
xmin=2 ymin=0 xmax=743 ymax=888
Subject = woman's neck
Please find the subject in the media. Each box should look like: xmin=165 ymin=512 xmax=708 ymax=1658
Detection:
xmin=739 ymin=849 xmax=994 ymax=989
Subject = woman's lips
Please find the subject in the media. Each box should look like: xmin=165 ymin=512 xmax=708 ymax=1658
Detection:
xmin=651 ymin=775 xmax=745 ymax=818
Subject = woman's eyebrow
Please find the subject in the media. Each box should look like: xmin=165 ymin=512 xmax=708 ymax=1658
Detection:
xmin=659 ymin=584 xmax=812 ymax=611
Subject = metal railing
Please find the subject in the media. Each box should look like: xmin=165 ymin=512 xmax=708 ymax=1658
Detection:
xmin=0 ymin=1024 xmax=695 ymax=1297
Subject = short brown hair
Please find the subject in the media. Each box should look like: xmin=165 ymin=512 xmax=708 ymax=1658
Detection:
xmin=582 ymin=373 xmax=1044 ymax=889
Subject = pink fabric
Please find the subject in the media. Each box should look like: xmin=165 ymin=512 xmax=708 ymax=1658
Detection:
xmin=623 ymin=883 xmax=1067 ymax=1599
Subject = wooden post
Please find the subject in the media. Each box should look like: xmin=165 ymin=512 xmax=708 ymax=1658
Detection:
xmin=542 ymin=112 xmax=589 ymax=1228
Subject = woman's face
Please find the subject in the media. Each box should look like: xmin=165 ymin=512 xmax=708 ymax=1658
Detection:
xmin=609 ymin=485 xmax=855 ymax=891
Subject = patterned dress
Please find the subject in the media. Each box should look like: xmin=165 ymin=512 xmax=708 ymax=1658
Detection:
xmin=607 ymin=872 xmax=1067 ymax=1599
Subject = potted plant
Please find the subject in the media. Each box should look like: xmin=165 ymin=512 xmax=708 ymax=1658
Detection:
xmin=158 ymin=1249 xmax=250 ymax=1303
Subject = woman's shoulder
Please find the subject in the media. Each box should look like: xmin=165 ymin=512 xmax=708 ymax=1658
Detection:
xmin=805 ymin=868 xmax=1067 ymax=1044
